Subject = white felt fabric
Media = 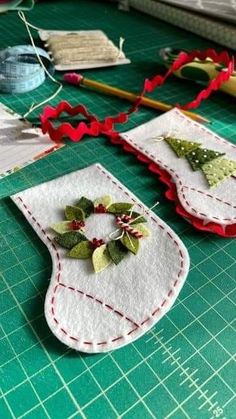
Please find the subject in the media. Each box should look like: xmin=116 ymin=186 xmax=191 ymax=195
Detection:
xmin=121 ymin=108 xmax=236 ymax=227
xmin=11 ymin=164 xmax=189 ymax=353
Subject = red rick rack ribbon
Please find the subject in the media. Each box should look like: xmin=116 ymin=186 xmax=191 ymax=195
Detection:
xmin=40 ymin=49 xmax=234 ymax=143
xmin=143 ymin=49 xmax=234 ymax=110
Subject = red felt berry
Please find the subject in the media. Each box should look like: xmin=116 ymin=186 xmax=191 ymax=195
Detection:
xmin=95 ymin=204 xmax=107 ymax=213
xmin=70 ymin=220 xmax=85 ymax=230
xmin=91 ymin=238 xmax=105 ymax=249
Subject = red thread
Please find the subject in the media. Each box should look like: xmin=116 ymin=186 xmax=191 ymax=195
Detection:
xmin=182 ymin=186 xmax=236 ymax=209
xmin=114 ymin=310 xmax=124 ymax=317
xmin=70 ymin=336 xmax=79 ymax=342
xmin=112 ymin=336 xmax=123 ymax=342
xmin=128 ymin=327 xmax=139 ymax=336
xmin=51 ymin=243 xmax=57 ymax=251
xmin=151 ymin=308 xmax=160 ymax=316
xmin=95 ymin=298 xmax=103 ymax=305
xmin=105 ymin=304 xmax=113 ymax=311
xmin=141 ymin=318 xmax=150 ymax=326
xmin=125 ymin=318 xmax=139 ymax=327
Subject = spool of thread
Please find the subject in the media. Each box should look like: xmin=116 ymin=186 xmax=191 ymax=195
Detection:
xmin=0 ymin=45 xmax=53 ymax=93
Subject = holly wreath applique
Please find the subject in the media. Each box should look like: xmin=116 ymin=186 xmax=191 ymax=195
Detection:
xmin=51 ymin=195 xmax=150 ymax=273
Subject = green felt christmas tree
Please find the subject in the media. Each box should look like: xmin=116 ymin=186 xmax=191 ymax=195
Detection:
xmin=201 ymin=157 xmax=236 ymax=188
xmin=165 ymin=137 xmax=201 ymax=157
xmin=165 ymin=137 xmax=236 ymax=188
xmin=186 ymin=148 xmax=225 ymax=171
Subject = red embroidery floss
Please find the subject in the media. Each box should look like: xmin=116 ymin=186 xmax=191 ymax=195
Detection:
xmin=116 ymin=215 xmax=143 ymax=239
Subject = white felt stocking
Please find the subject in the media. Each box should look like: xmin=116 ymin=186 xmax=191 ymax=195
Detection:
xmin=12 ymin=164 xmax=189 ymax=353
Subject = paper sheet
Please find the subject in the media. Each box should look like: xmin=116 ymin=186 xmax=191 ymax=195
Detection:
xmin=0 ymin=103 xmax=64 ymax=179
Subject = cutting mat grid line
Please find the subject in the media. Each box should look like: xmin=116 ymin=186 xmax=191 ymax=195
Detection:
xmin=0 ymin=1 xmax=235 ymax=418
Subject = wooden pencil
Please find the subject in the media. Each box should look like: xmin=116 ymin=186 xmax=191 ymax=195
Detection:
xmin=64 ymin=73 xmax=210 ymax=124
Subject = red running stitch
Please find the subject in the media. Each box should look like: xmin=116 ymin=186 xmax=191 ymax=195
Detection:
xmin=17 ymin=167 xmax=185 ymax=347
xmin=57 ymin=282 xmax=138 ymax=326
xmin=182 ymin=186 xmax=236 ymax=209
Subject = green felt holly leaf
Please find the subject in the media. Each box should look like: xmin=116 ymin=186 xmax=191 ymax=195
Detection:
xmin=107 ymin=202 xmax=134 ymax=214
xmin=94 ymin=195 xmax=113 ymax=208
xmin=76 ymin=197 xmax=94 ymax=217
xmin=68 ymin=240 xmax=93 ymax=259
xmin=186 ymin=147 xmax=225 ymax=171
xmin=128 ymin=212 xmax=147 ymax=224
xmin=134 ymin=223 xmax=151 ymax=237
xmin=202 ymin=157 xmax=236 ymax=188
xmin=92 ymin=244 xmax=111 ymax=273
xmin=121 ymin=233 xmax=139 ymax=254
xmin=65 ymin=206 xmax=85 ymax=221
xmin=51 ymin=221 xmax=73 ymax=234
xmin=107 ymin=240 xmax=128 ymax=265
xmin=165 ymin=137 xmax=201 ymax=158
xmin=55 ymin=231 xmax=85 ymax=249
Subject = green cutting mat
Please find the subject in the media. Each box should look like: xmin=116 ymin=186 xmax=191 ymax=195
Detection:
xmin=0 ymin=1 xmax=235 ymax=418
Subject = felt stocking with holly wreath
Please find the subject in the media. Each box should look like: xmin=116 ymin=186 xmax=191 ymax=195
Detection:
xmin=12 ymin=164 xmax=189 ymax=353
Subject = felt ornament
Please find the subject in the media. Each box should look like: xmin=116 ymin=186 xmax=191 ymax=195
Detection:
xmin=11 ymin=164 xmax=189 ymax=353
xmin=117 ymin=108 xmax=236 ymax=237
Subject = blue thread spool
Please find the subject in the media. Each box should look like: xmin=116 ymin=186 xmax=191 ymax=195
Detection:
xmin=0 ymin=45 xmax=54 ymax=93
